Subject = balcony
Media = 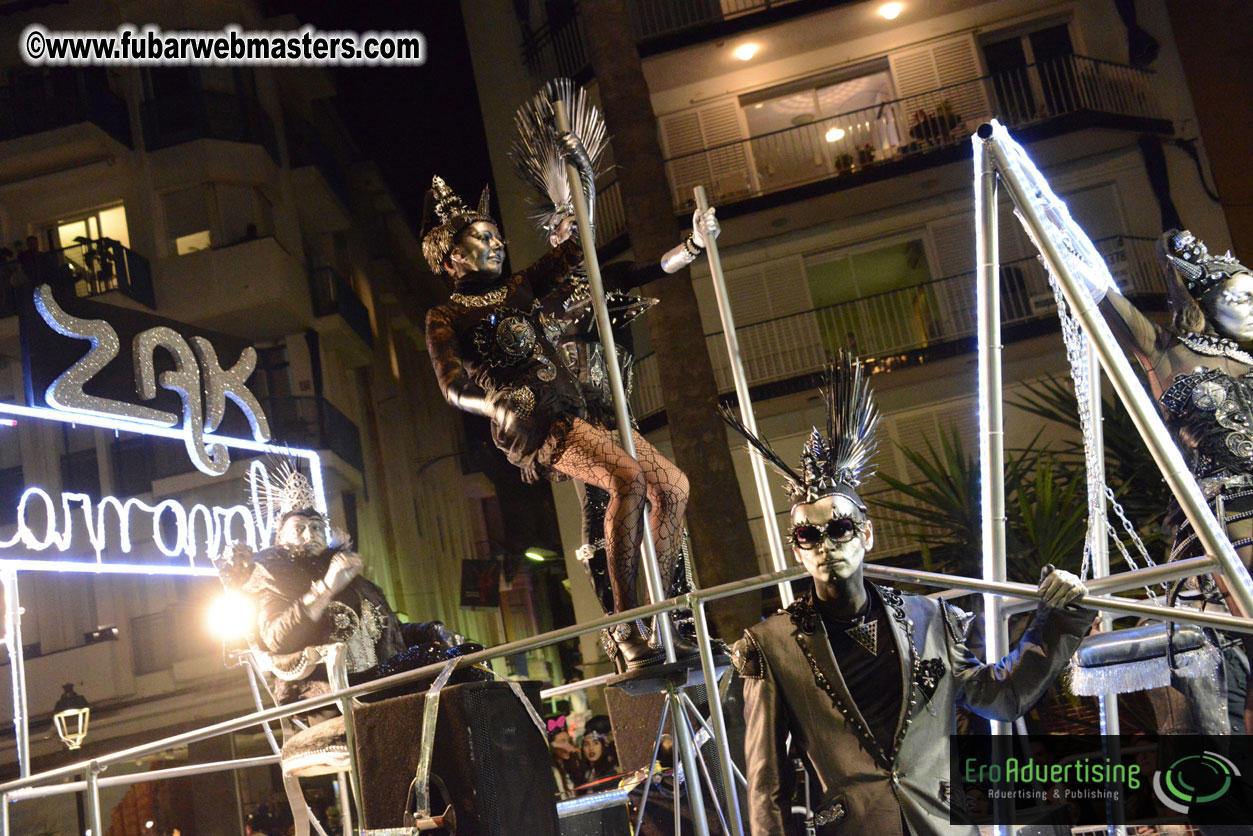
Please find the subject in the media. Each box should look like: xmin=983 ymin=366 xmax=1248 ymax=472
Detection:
xmin=665 ymin=56 xmax=1169 ymax=212
xmin=0 ymin=68 xmax=131 ymax=148
xmin=110 ymin=394 xmax=364 ymax=490
xmin=257 ymin=395 xmax=364 ymax=473
xmin=141 ymin=90 xmax=279 ymax=163
xmin=522 ymin=0 xmax=811 ymax=76
xmin=631 ymin=235 xmax=1163 ymax=420
xmin=309 ymin=266 xmax=374 ymax=360
xmin=155 ymin=236 xmax=309 ymax=339
xmin=0 ymin=237 xmax=154 ymax=316
xmin=287 ymin=117 xmax=353 ymax=234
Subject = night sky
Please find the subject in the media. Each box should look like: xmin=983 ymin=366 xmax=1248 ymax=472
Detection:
xmin=265 ymin=1 xmax=494 ymax=229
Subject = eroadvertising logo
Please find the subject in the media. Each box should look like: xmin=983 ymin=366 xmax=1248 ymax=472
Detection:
xmin=1152 ymin=750 xmax=1240 ymax=815
xmin=951 ymin=735 xmax=1253 ymax=827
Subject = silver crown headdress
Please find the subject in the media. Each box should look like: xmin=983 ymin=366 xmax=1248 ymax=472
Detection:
xmin=509 ymin=78 xmax=607 ymax=235
xmin=421 ymin=175 xmax=496 ymax=274
xmin=1160 ymin=229 xmax=1250 ymax=298
xmin=720 ymin=353 xmax=880 ymax=506
xmin=248 ymin=458 xmax=321 ymax=524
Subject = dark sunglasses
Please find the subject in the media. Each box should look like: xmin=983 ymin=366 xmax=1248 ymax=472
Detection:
xmin=789 ymin=517 xmax=865 ymax=548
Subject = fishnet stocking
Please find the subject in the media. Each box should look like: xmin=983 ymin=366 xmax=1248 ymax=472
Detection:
xmin=630 ymin=429 xmax=690 ymax=595
xmin=550 ymin=418 xmax=689 ymax=613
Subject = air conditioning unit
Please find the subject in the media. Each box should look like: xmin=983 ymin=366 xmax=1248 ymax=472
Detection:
xmin=1029 ymin=293 xmax=1058 ymax=315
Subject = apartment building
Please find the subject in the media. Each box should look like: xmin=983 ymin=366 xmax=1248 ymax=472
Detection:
xmin=464 ymin=0 xmax=1232 ymax=632
xmin=0 ymin=2 xmax=545 ymax=831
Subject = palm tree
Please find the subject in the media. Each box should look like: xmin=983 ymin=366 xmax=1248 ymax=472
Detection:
xmin=874 ymin=426 xmax=1089 ymax=583
xmin=580 ymin=0 xmax=762 ymax=633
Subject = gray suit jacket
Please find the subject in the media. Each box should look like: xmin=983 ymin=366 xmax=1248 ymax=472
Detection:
xmin=734 ymin=584 xmax=1092 ymax=836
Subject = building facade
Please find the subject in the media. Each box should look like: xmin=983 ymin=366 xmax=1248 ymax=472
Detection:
xmin=0 ymin=2 xmax=549 ymax=832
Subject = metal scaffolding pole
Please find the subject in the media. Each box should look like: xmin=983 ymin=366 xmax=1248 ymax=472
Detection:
xmin=555 ymin=101 xmax=709 ymax=836
xmin=972 ymin=128 xmax=1011 ymax=745
xmin=1087 ymin=346 xmax=1125 ymax=833
xmin=694 ymin=185 xmax=792 ymax=607
xmin=979 ymin=120 xmax=1253 ymax=617
xmin=1 ymin=570 xmax=28 ymax=778
xmin=694 ymin=599 xmax=745 ymax=836
xmin=553 ymin=101 xmax=676 ymax=655
xmin=85 ymin=764 xmax=103 ymax=836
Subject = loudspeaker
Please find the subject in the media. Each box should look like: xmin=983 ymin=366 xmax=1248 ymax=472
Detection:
xmin=353 ymin=680 xmax=560 ymax=835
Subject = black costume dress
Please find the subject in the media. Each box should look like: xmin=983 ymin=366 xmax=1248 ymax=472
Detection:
xmin=1156 ymin=366 xmax=1253 ymax=734
xmin=243 ymin=546 xmax=475 ymax=710
xmin=425 ymin=240 xmax=587 ymax=483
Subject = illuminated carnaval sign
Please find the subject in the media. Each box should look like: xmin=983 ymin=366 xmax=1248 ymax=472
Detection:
xmin=7 ymin=285 xmax=327 ymax=575
xmin=26 ymin=284 xmax=271 ymax=476
xmin=0 ymin=399 xmax=326 ymax=576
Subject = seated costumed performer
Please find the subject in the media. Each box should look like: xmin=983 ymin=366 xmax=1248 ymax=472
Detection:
xmin=723 ymin=354 xmax=1094 ymax=836
xmin=422 ymin=173 xmax=697 ymax=669
xmin=220 ymin=463 xmax=480 ymax=717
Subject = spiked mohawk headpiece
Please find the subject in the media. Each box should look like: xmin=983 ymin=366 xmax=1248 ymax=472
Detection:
xmin=509 ymin=78 xmax=608 ymax=235
xmin=720 ymin=352 xmax=880 ymax=507
xmin=421 ymin=175 xmax=496 ymax=274
xmin=1159 ymin=229 xmax=1251 ymax=299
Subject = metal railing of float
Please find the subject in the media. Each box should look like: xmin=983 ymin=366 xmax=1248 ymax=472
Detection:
xmin=2 ymin=555 xmax=1251 ymax=836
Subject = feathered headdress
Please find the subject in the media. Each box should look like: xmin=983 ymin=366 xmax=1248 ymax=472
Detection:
xmin=720 ymin=352 xmax=880 ymax=506
xmin=421 ymin=175 xmax=496 ymax=274
xmin=509 ymin=78 xmax=608 ymax=234
xmin=1159 ymin=228 xmax=1250 ymax=299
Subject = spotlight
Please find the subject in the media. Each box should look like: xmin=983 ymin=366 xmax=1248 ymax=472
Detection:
xmin=525 ymin=547 xmax=557 ymax=563
xmin=206 ymin=591 xmax=255 ymax=641
xmin=733 ymin=43 xmax=759 ymax=61
xmin=825 ymin=127 xmax=846 ymax=142
xmin=879 ymin=2 xmax=904 ymax=19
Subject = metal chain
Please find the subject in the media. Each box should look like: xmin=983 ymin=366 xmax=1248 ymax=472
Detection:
xmin=1046 ymin=268 xmax=1159 ymax=599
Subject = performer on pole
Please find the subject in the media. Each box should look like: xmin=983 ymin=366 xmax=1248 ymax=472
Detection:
xmin=1074 ymin=229 xmax=1253 ymax=731
xmin=725 ymin=354 xmax=1092 ymax=836
xmin=421 ymin=165 xmax=702 ymax=670
xmin=509 ymin=78 xmax=719 ymax=665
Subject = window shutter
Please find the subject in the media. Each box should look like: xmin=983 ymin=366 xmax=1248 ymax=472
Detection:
xmin=928 ymin=213 xmax=976 ymax=278
xmin=659 ymin=110 xmax=709 ymax=208
xmin=889 ymin=34 xmax=991 ymax=131
xmin=699 ymin=101 xmax=753 ymax=203
xmin=660 ymin=99 xmax=751 ymax=208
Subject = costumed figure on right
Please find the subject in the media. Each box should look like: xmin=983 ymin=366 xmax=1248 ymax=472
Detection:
xmin=1066 ymin=226 xmax=1253 ymax=734
xmin=725 ymin=353 xmax=1093 ymax=836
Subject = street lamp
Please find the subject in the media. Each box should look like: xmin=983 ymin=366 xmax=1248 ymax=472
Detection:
xmin=52 ymin=683 xmax=90 ymax=750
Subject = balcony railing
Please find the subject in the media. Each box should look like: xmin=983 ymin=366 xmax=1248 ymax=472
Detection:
xmin=141 ymin=90 xmax=280 ymax=163
xmin=595 ymin=179 xmax=628 ymax=246
xmin=665 ymin=55 xmax=1163 ymax=210
xmin=627 ymin=0 xmax=806 ymax=41
xmin=309 ymin=266 xmax=374 ymax=350
xmin=109 ymin=394 xmax=364 ymax=492
xmin=0 ymin=68 xmax=131 ymax=147
xmin=521 ymin=0 xmax=807 ymax=76
xmin=287 ymin=118 xmax=352 ymax=207
xmin=0 ymin=237 xmax=155 ymax=315
xmin=257 ymin=395 xmax=365 ymax=473
xmin=630 ymin=235 xmax=1163 ymax=419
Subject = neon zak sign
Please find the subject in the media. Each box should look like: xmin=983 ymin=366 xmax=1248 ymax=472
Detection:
xmin=27 ymin=284 xmax=271 ymax=476
xmin=7 ymin=284 xmax=326 ymax=576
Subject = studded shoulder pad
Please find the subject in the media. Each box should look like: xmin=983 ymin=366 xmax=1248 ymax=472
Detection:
xmin=732 ymin=631 xmax=764 ymax=679
xmin=939 ymin=599 xmax=974 ymax=645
